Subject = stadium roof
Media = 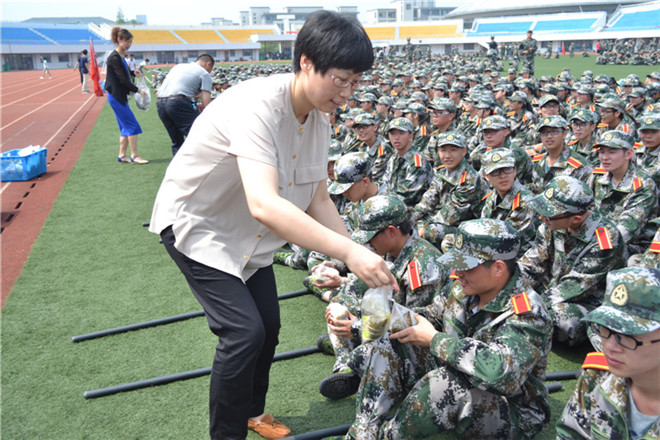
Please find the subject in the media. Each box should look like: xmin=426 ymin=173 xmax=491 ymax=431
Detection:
xmin=22 ymin=16 xmax=115 ymax=25
xmin=445 ymin=0 xmax=643 ymax=19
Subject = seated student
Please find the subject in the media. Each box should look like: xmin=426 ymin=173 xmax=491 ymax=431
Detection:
xmin=530 ymin=115 xmax=593 ymax=194
xmin=628 ymin=217 xmax=660 ymax=268
xmin=402 ymin=102 xmax=432 ymax=153
xmin=556 ymin=267 xmax=660 ymax=440
xmin=304 ymin=152 xmax=384 ymax=298
xmin=635 ymin=113 xmax=660 ymax=190
xmin=519 ymin=175 xmax=624 ymax=346
xmin=589 ymin=130 xmax=658 ymax=259
xmin=342 ymin=113 xmax=392 ymax=183
xmin=380 ymin=117 xmax=433 ymax=208
xmin=506 ymin=90 xmax=536 ymax=144
xmin=469 ymin=114 xmax=533 ymax=185
xmin=337 ymin=219 xmax=552 ymax=439
xmin=318 ymin=195 xmax=446 ymax=400
xmin=480 ymin=149 xmax=539 ymax=256
xmin=568 ymin=109 xmax=600 ymax=166
xmin=597 ymin=95 xmax=637 ymax=140
xmin=424 ymin=97 xmax=457 ymax=168
xmin=413 ymin=132 xmax=489 ymax=249
xmin=525 ymin=94 xmax=563 ymax=151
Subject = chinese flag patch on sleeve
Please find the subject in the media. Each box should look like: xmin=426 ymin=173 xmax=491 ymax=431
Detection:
xmin=582 ymin=352 xmax=609 ymax=370
xmin=407 ymin=260 xmax=422 ymax=290
xmin=511 ymin=293 xmax=532 ymax=314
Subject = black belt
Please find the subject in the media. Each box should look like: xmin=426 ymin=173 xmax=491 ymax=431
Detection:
xmin=157 ymin=94 xmax=191 ymax=102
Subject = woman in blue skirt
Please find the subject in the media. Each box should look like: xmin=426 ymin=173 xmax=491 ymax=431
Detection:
xmin=105 ymin=27 xmax=149 ymax=164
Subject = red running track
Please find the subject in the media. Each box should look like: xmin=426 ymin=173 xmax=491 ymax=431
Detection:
xmin=1 ymin=69 xmax=106 ymax=307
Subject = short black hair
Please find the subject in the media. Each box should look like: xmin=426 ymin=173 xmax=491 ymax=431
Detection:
xmin=81 ymin=49 xmax=88 ymax=55
xmin=394 ymin=220 xmax=413 ymax=236
xmin=482 ymin=258 xmax=517 ymax=275
xmin=293 ymin=10 xmax=373 ymax=75
xmin=197 ymin=54 xmax=215 ymax=65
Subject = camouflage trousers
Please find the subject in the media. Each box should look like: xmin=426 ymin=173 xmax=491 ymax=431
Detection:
xmin=522 ymin=57 xmax=534 ymax=75
xmin=346 ymin=337 xmax=517 ymax=440
xmin=544 ymin=298 xmax=594 ymax=346
xmin=419 ymin=221 xmax=456 ymax=250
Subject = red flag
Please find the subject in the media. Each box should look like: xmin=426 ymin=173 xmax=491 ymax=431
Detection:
xmin=561 ymin=42 xmax=565 ymax=54
xmin=89 ymin=37 xmax=103 ymax=96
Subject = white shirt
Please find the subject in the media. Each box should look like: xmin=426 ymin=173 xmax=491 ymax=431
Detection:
xmin=149 ymin=73 xmax=329 ymax=282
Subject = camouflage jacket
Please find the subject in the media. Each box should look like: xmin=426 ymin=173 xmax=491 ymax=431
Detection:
xmin=381 ymin=149 xmax=433 ymax=208
xmin=596 ymin=120 xmax=638 ymax=142
xmin=588 ymin=163 xmax=658 ymax=254
xmin=530 ymin=147 xmax=593 ymax=194
xmin=519 ymin=38 xmax=538 ymax=58
xmin=507 ymin=110 xmax=536 ymax=142
xmin=518 ymin=210 xmax=624 ymax=304
xmin=480 ymin=180 xmax=540 ymax=256
xmin=557 ymin=368 xmax=660 ymax=439
xmin=634 ymin=145 xmax=660 ymax=190
xmin=417 ymin=269 xmax=552 ymax=437
xmin=630 ymin=219 xmax=660 ymax=269
xmin=470 ymin=138 xmax=534 ymax=185
xmin=413 ymin=158 xmax=489 ymax=226
xmin=424 ymin=126 xmax=456 ymax=168
xmin=344 ymin=135 xmax=393 ymax=184
xmin=567 ymin=137 xmax=600 ymax=167
xmin=410 ymin=124 xmax=432 ymax=154
xmin=332 ymin=234 xmax=447 ymax=313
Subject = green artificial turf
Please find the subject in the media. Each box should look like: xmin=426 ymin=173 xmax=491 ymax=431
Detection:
xmin=2 ymin=57 xmax=655 ymax=439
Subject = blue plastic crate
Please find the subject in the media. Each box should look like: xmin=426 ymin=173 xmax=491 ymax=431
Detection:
xmin=0 ymin=148 xmax=47 ymax=182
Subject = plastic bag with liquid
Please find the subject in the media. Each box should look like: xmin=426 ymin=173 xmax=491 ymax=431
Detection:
xmin=361 ymin=286 xmax=393 ymax=343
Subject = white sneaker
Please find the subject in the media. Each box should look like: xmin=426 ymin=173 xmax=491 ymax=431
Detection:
xmin=40 ymin=77 xmax=44 ymax=79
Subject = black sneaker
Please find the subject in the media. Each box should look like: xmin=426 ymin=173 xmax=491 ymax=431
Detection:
xmin=316 ymin=334 xmax=334 ymax=356
xmin=319 ymin=369 xmax=360 ymax=400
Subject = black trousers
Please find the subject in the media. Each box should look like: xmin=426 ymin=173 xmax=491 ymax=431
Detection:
xmin=161 ymin=226 xmax=281 ymax=440
xmin=156 ymin=98 xmax=199 ymax=156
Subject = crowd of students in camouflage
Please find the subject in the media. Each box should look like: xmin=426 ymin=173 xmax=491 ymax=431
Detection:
xmin=179 ymin=47 xmax=660 ymax=438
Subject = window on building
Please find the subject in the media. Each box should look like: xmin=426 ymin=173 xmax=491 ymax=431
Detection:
xmin=463 ymin=43 xmax=475 ymax=50
xmin=188 ymin=52 xmax=198 ymax=58
xmin=58 ymin=54 xmax=69 ymax=62
xmin=242 ymin=49 xmax=252 ymax=57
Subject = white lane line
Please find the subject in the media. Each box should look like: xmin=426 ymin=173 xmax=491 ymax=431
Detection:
xmin=0 ymin=84 xmax=80 ymax=131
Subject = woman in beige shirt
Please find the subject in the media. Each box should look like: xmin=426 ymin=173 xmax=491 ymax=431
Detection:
xmin=149 ymin=11 xmax=395 ymax=440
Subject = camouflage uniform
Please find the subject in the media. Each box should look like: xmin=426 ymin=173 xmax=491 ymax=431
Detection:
xmin=530 ymin=116 xmax=593 ymax=194
xmin=557 ymin=267 xmax=660 ymax=439
xmin=381 ymin=118 xmax=434 ymax=208
xmin=634 ymin=113 xmax=660 ymax=190
xmin=469 ymin=115 xmax=534 ymax=185
xmin=519 ymin=176 xmax=624 ymax=345
xmin=424 ymin=98 xmax=457 ymax=168
xmin=325 ymin=195 xmax=447 ymax=374
xmin=596 ymin=95 xmax=638 ymax=141
xmin=413 ymin=133 xmax=489 ymax=248
xmin=346 ymin=113 xmax=393 ymax=183
xmin=346 ymin=219 xmax=552 ymax=440
xmin=567 ymin=109 xmax=600 ymax=166
xmin=519 ymin=34 xmax=538 ymax=75
xmin=506 ymin=91 xmax=536 ymax=143
xmin=628 ymin=218 xmax=660 ymax=269
xmin=480 ymin=149 xmax=539 ymax=256
xmin=588 ymin=130 xmax=658 ymax=258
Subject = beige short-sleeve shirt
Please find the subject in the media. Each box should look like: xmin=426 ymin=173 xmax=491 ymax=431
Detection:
xmin=149 ymin=73 xmax=329 ymax=282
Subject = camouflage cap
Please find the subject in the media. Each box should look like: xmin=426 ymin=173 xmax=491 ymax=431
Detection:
xmin=570 ymin=108 xmax=598 ymax=124
xmin=410 ymin=91 xmax=428 ymax=102
xmin=483 ymin=148 xmax=516 ymax=175
xmin=351 ymin=195 xmax=411 ymax=244
xmin=530 ymin=175 xmax=594 ymax=217
xmin=328 ymin=152 xmax=372 ymax=195
xmin=392 ymin=98 xmax=410 ymax=110
xmin=438 ymin=219 xmax=520 ymax=270
xmin=428 ymin=97 xmax=457 ymax=113
xmin=380 ymin=78 xmax=393 ymax=86
xmin=435 ymin=131 xmax=466 ymax=148
xmin=341 ymin=108 xmax=365 ymax=120
xmin=392 ymin=78 xmax=404 ymax=86
xmin=507 ymin=67 xmax=517 ymax=74
xmin=577 ymin=84 xmax=595 ymax=96
xmin=627 ymin=87 xmax=646 ymax=98
xmin=328 ymin=139 xmax=343 ymax=161
xmin=432 ymin=81 xmax=449 ymax=91
xmin=403 ymin=102 xmax=427 ymax=115
xmin=481 ymin=114 xmax=509 ymax=130
xmin=638 ymin=113 xmax=660 ymax=131
xmin=474 ymin=96 xmax=496 ymax=109
xmin=623 ymin=76 xmax=640 ymax=87
xmin=377 ymin=95 xmax=394 ymax=106
xmin=541 ymin=83 xmax=559 ymax=95
xmin=387 ymin=117 xmax=414 ymax=133
xmin=647 ymin=82 xmax=660 ymax=95
xmin=595 ymin=130 xmax=633 ymax=150
xmin=594 ymin=73 xmax=612 ymax=84
xmin=509 ymin=90 xmax=529 ymax=103
xmin=449 ymin=84 xmax=466 ymax=93
xmin=598 ymin=95 xmax=625 ymax=112
xmin=537 ymin=115 xmax=568 ymax=130
xmin=358 ymin=93 xmax=378 ymax=102
xmin=353 ymin=113 xmax=377 ymax=126
xmin=584 ymin=267 xmax=660 ymax=335
xmin=647 ymin=71 xmax=660 ymax=81
xmin=538 ymin=94 xmax=560 ymax=107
